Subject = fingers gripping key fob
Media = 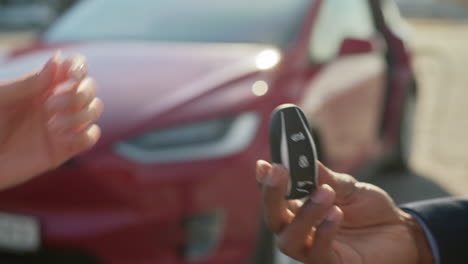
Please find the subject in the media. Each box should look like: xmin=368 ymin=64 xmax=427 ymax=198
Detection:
xmin=269 ymin=104 xmax=318 ymax=200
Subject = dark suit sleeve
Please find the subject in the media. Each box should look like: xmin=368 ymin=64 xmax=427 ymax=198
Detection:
xmin=401 ymin=197 xmax=468 ymax=264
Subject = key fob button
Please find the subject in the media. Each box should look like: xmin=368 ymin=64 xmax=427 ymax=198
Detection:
xmin=269 ymin=104 xmax=319 ymax=200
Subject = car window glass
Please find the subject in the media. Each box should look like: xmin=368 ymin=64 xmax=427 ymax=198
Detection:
xmin=309 ymin=0 xmax=376 ymax=63
xmin=44 ymin=0 xmax=312 ymax=48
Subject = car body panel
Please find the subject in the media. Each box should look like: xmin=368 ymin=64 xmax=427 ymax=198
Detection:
xmin=301 ymin=52 xmax=387 ymax=170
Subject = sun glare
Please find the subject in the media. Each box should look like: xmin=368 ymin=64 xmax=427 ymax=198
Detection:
xmin=255 ymin=49 xmax=281 ymax=70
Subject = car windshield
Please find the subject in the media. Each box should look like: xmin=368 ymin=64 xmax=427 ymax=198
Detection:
xmin=44 ymin=0 xmax=313 ymax=47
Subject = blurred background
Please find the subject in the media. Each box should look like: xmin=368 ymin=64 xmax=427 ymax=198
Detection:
xmin=1 ymin=0 xmax=468 ymax=197
xmin=1 ymin=0 xmax=468 ymax=263
xmin=0 ymin=0 xmax=75 ymax=48
xmin=389 ymin=0 xmax=468 ymax=198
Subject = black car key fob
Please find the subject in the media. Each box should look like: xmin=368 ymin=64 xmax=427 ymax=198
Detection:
xmin=269 ymin=104 xmax=318 ymax=200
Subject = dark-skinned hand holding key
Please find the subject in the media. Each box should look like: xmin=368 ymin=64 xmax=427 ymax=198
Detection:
xmin=256 ymin=160 xmax=435 ymax=264
xmin=257 ymin=104 xmax=434 ymax=264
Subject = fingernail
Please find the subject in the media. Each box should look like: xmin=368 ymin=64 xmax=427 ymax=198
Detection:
xmin=265 ymin=163 xmax=284 ymax=187
xmin=41 ymin=51 xmax=61 ymax=73
xmin=69 ymin=55 xmax=88 ymax=81
xmin=256 ymin=160 xmax=270 ymax=182
xmin=326 ymin=206 xmax=342 ymax=222
xmin=93 ymin=98 xmax=104 ymax=116
xmin=48 ymin=118 xmax=62 ymax=133
xmin=52 ymin=50 xmax=61 ymax=63
xmin=46 ymin=96 xmax=58 ymax=112
xmin=311 ymin=184 xmax=332 ymax=204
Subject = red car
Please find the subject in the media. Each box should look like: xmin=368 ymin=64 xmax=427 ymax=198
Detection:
xmin=0 ymin=0 xmax=416 ymax=263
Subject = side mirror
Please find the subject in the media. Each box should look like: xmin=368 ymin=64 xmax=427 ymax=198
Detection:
xmin=338 ymin=38 xmax=374 ymax=56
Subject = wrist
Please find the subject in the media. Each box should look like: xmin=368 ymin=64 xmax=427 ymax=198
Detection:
xmin=400 ymin=210 xmax=435 ymax=264
xmin=0 ymin=151 xmax=42 ymax=190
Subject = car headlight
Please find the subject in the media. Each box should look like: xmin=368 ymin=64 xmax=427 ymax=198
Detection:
xmin=115 ymin=112 xmax=260 ymax=163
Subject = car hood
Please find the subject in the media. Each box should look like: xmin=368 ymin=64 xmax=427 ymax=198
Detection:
xmin=0 ymin=42 xmax=278 ymax=145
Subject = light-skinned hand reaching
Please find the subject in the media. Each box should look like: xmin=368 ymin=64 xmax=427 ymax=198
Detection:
xmin=0 ymin=53 xmax=103 ymax=190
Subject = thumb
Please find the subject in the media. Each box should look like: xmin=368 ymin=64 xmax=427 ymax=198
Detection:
xmin=317 ymin=161 xmax=359 ymax=204
xmin=0 ymin=53 xmax=59 ymax=106
xmin=257 ymin=160 xmax=293 ymax=233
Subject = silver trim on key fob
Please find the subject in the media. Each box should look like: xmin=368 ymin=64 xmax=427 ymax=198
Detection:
xmin=269 ymin=104 xmax=319 ymax=199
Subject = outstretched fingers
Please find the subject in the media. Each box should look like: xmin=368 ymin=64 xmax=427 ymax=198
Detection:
xmin=0 ymin=53 xmax=59 ymax=106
